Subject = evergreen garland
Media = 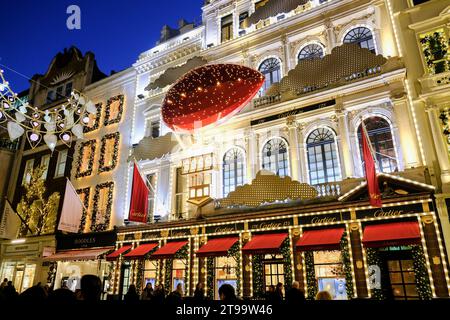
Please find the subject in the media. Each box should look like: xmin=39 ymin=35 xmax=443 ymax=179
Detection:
xmin=98 ymin=132 xmax=120 ymax=173
xmin=164 ymin=258 xmax=173 ymax=294
xmin=280 ymin=239 xmax=293 ymax=291
xmin=104 ymin=94 xmax=124 ymax=126
xmin=227 ymin=242 xmax=241 ymax=297
xmin=411 ymin=245 xmax=433 ymax=300
xmin=174 ymin=244 xmax=189 ymax=295
xmin=304 ymin=251 xmax=318 ymax=300
xmin=419 ymin=30 xmax=449 ymax=74
xmin=206 ymin=257 xmax=215 ymax=300
xmin=76 ymin=187 xmax=90 ymax=233
xmin=340 ymin=232 xmax=355 ymax=298
xmin=135 ymin=260 xmax=144 ymax=295
xmin=366 ymin=248 xmax=385 ymax=300
xmin=91 ymin=181 xmax=114 ymax=232
xmin=75 ymin=140 xmax=96 ymax=178
xmin=83 ymin=102 xmax=102 ymax=133
xmin=252 ymin=254 xmax=264 ymax=299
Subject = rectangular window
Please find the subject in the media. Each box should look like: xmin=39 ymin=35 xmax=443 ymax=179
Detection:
xmin=76 ymin=140 xmax=96 ymax=178
xmin=40 ymin=155 xmax=51 ymax=180
xmin=215 ymin=256 xmax=238 ymax=299
xmin=171 ymin=259 xmax=186 ymax=293
xmin=91 ymin=182 xmax=114 ymax=232
xmin=56 ymin=86 xmax=64 ymax=100
xmin=99 ymin=133 xmax=120 ymax=173
xmin=46 ymin=91 xmax=55 ymax=104
xmin=255 ymin=0 xmax=269 ymax=9
xmin=55 ymin=149 xmax=68 ymax=178
xmin=221 ymin=14 xmax=233 ymax=43
xmin=64 ymin=82 xmax=73 ymax=98
xmin=143 ymin=260 xmax=158 ymax=291
xmin=151 ymin=120 xmax=160 ymax=138
xmin=84 ymin=103 xmax=102 ymax=133
xmin=22 ymin=159 xmax=34 ymax=185
xmin=104 ymin=95 xmax=124 ymax=126
xmin=313 ymin=250 xmax=347 ymax=300
xmin=239 ymin=12 xmax=248 ymax=29
xmin=419 ymin=28 xmax=450 ymax=75
xmin=263 ymin=254 xmax=285 ymax=292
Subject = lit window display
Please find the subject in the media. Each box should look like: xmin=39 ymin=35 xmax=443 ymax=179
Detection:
xmin=172 ymin=259 xmax=186 ymax=291
xmin=313 ymin=250 xmax=347 ymax=300
xmin=214 ymin=256 xmax=238 ymax=299
xmin=263 ymin=254 xmax=285 ymax=292
xmin=143 ymin=260 xmax=159 ymax=290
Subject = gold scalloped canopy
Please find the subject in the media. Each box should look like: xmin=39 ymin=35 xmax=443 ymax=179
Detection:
xmin=220 ymin=171 xmax=318 ymax=207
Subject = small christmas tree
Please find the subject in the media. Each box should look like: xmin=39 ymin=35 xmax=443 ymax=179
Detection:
xmin=16 ymin=165 xmax=60 ymax=236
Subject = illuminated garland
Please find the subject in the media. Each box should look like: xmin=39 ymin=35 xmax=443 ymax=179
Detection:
xmin=46 ymin=262 xmax=57 ymax=289
xmin=419 ymin=30 xmax=450 ymax=74
xmin=304 ymin=251 xmax=318 ymax=300
xmin=280 ymin=239 xmax=293 ymax=292
xmin=91 ymin=181 xmax=114 ymax=232
xmin=104 ymin=94 xmax=124 ymax=126
xmin=135 ymin=260 xmax=145 ymax=295
xmin=174 ymin=245 xmax=189 ymax=295
xmin=366 ymin=248 xmax=385 ymax=300
xmin=411 ymin=245 xmax=432 ymax=300
xmin=76 ymin=187 xmax=90 ymax=233
xmin=340 ymin=232 xmax=355 ymax=298
xmin=83 ymin=103 xmax=102 ymax=133
xmin=252 ymin=254 xmax=264 ymax=299
xmin=98 ymin=132 xmax=120 ymax=173
xmin=227 ymin=242 xmax=241 ymax=297
xmin=164 ymin=258 xmax=173 ymax=295
xmin=206 ymin=257 xmax=215 ymax=300
xmin=75 ymin=140 xmax=96 ymax=178
xmin=439 ymin=108 xmax=450 ymax=148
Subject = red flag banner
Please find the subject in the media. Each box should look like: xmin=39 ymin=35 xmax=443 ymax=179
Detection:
xmin=129 ymin=162 xmax=149 ymax=223
xmin=361 ymin=123 xmax=382 ymax=207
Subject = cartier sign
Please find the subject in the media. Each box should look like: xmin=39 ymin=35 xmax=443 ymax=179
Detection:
xmin=356 ymin=203 xmax=425 ymax=220
xmin=298 ymin=212 xmax=349 ymax=225
xmin=206 ymin=223 xmax=244 ymax=234
xmin=249 ymin=218 xmax=293 ymax=230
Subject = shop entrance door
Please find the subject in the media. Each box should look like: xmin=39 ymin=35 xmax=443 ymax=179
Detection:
xmin=263 ymin=254 xmax=285 ymax=292
xmin=379 ymin=247 xmax=419 ymax=300
xmin=119 ymin=262 xmax=131 ymax=300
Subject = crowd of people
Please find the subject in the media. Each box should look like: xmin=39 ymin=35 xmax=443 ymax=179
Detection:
xmin=0 ymin=276 xmax=333 ymax=303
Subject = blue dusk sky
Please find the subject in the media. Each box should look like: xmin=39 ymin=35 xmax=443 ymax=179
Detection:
xmin=0 ymin=0 xmax=204 ymax=92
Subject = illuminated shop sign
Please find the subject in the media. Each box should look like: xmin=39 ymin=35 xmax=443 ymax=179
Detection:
xmin=57 ymin=230 xmax=117 ymax=250
xmin=355 ymin=203 xmax=426 ymax=220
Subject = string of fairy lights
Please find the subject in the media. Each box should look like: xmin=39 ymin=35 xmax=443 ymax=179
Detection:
xmin=0 ymin=70 xmax=95 ymax=152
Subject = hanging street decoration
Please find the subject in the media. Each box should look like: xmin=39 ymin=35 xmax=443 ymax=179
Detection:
xmin=0 ymin=70 xmax=96 ymax=151
xmin=162 ymin=64 xmax=265 ymax=133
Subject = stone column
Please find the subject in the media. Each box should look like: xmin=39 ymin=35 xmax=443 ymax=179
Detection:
xmin=281 ymin=34 xmax=291 ymax=75
xmin=297 ymin=124 xmax=308 ymax=183
xmin=324 ymin=18 xmax=337 ymax=53
xmin=336 ymin=104 xmax=355 ymax=178
xmin=245 ymin=130 xmax=259 ymax=182
xmin=425 ymin=103 xmax=450 ymax=189
xmin=391 ymin=92 xmax=422 ymax=169
xmin=287 ymin=116 xmax=300 ymax=181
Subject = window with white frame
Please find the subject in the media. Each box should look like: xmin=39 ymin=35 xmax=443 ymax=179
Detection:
xmin=40 ymin=155 xmax=51 ymax=180
xmin=307 ymin=128 xmax=341 ymax=185
xmin=221 ymin=14 xmax=233 ymax=43
xmin=298 ymin=43 xmax=324 ymax=62
xmin=343 ymin=27 xmax=375 ymax=53
xmin=22 ymin=159 xmax=34 ymax=185
xmin=258 ymin=58 xmax=281 ymax=95
xmin=55 ymin=149 xmax=68 ymax=178
xmin=223 ymin=148 xmax=245 ymax=197
xmin=358 ymin=116 xmax=398 ymax=174
xmin=262 ymin=138 xmax=289 ymax=177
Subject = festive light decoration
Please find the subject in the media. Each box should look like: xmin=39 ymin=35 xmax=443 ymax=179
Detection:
xmin=419 ymin=30 xmax=450 ymax=74
xmin=0 ymin=70 xmax=96 ymax=151
xmin=75 ymin=139 xmax=97 ymax=178
xmin=104 ymin=95 xmax=124 ymax=126
xmin=162 ymin=64 xmax=264 ymax=133
xmin=251 ymin=254 xmax=264 ymax=299
xmin=304 ymin=251 xmax=318 ymax=299
xmin=99 ymin=132 xmax=120 ymax=173
xmin=340 ymin=232 xmax=355 ymax=298
xmin=206 ymin=257 xmax=215 ymax=300
xmin=84 ymin=103 xmax=102 ymax=133
xmin=77 ymin=187 xmax=91 ymax=233
xmin=411 ymin=245 xmax=433 ymax=299
xmin=91 ymin=181 xmax=114 ymax=232
xmin=365 ymin=248 xmax=384 ymax=300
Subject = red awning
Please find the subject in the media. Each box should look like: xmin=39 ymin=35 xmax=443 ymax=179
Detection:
xmin=242 ymin=233 xmax=288 ymax=254
xmin=296 ymin=228 xmax=345 ymax=251
xmin=42 ymin=247 xmax=114 ymax=262
xmin=123 ymin=243 xmax=158 ymax=259
xmin=362 ymin=221 xmax=421 ymax=248
xmin=151 ymin=241 xmax=189 ymax=259
xmin=196 ymin=237 xmax=239 ymax=257
xmin=106 ymin=245 xmax=132 ymax=261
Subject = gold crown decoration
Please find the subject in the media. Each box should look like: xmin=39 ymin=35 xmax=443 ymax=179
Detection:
xmin=0 ymin=70 xmax=96 ymax=151
xmin=219 ymin=170 xmax=318 ymax=208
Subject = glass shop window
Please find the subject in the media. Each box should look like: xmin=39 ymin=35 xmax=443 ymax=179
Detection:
xmin=22 ymin=159 xmax=34 ymax=185
xmin=55 ymin=149 xmax=68 ymax=178
xmin=263 ymin=254 xmax=285 ymax=292
xmin=172 ymin=259 xmax=186 ymax=292
xmin=215 ymin=256 xmax=238 ymax=300
xmin=104 ymin=138 xmax=116 ymax=167
xmin=313 ymin=250 xmax=347 ymax=300
xmin=80 ymin=144 xmax=93 ymax=173
xmin=143 ymin=260 xmax=158 ymax=290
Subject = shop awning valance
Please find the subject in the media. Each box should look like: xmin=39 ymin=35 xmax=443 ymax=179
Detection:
xmin=106 ymin=245 xmax=132 ymax=261
xmin=151 ymin=241 xmax=189 ymax=259
xmin=43 ymin=247 xmax=114 ymax=262
xmin=123 ymin=243 xmax=158 ymax=260
xmin=242 ymin=233 xmax=288 ymax=254
xmin=196 ymin=237 xmax=239 ymax=257
xmin=362 ymin=221 xmax=421 ymax=248
xmin=296 ymin=228 xmax=345 ymax=251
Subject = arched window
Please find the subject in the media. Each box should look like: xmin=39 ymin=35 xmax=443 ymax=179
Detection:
xmin=258 ymin=58 xmax=281 ymax=95
xmin=298 ymin=43 xmax=324 ymax=62
xmin=307 ymin=128 xmax=341 ymax=185
xmin=358 ymin=117 xmax=398 ymax=173
xmin=343 ymin=27 xmax=375 ymax=53
xmin=262 ymin=138 xmax=289 ymax=177
xmin=223 ymin=148 xmax=245 ymax=196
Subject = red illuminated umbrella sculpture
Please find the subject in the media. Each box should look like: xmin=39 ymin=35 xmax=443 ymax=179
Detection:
xmin=162 ymin=64 xmax=265 ymax=133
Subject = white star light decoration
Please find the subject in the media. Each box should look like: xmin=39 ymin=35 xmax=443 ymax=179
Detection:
xmin=0 ymin=70 xmax=96 ymax=152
